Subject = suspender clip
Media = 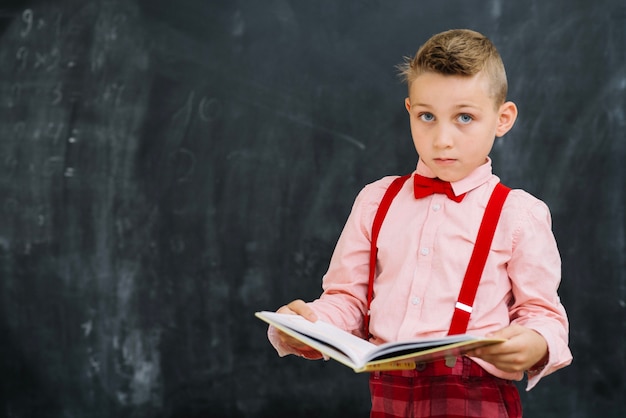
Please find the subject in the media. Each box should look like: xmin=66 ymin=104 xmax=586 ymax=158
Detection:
xmin=455 ymin=301 xmax=473 ymax=313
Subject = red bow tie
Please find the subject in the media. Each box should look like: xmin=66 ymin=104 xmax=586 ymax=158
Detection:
xmin=413 ymin=174 xmax=466 ymax=202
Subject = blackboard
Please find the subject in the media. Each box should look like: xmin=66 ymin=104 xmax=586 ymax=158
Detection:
xmin=0 ymin=0 xmax=624 ymax=417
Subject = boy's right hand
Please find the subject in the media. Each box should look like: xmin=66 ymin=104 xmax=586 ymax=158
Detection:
xmin=275 ymin=300 xmax=322 ymax=358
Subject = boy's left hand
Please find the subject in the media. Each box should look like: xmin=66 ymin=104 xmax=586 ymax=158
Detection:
xmin=466 ymin=324 xmax=548 ymax=373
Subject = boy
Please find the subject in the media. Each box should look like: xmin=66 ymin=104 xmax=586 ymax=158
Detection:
xmin=266 ymin=29 xmax=572 ymax=417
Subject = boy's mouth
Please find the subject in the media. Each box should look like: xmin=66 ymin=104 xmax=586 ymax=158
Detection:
xmin=434 ymin=158 xmax=457 ymax=165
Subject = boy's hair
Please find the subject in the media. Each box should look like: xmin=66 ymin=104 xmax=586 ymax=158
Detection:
xmin=398 ymin=29 xmax=508 ymax=106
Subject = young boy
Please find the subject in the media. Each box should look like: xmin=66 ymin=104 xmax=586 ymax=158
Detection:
xmin=266 ymin=29 xmax=572 ymax=417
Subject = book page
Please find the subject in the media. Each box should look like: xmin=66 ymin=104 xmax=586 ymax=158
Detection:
xmin=368 ymin=335 xmax=477 ymax=361
xmin=256 ymin=311 xmax=376 ymax=366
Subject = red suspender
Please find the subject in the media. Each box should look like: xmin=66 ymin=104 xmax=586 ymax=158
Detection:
xmin=364 ymin=178 xmax=511 ymax=337
xmin=364 ymin=174 xmax=412 ymax=336
xmin=447 ymin=182 xmax=511 ymax=335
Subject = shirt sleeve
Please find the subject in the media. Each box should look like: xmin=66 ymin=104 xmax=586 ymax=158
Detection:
xmin=308 ymin=178 xmax=397 ymax=337
xmin=506 ymin=191 xmax=573 ymax=390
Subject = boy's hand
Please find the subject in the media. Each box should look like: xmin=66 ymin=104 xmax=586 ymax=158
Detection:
xmin=467 ymin=324 xmax=548 ymax=373
xmin=275 ymin=300 xmax=322 ymax=358
xmin=277 ymin=299 xmax=318 ymax=321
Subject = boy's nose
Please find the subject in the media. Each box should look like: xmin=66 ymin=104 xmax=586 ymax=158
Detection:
xmin=432 ymin=125 xmax=454 ymax=148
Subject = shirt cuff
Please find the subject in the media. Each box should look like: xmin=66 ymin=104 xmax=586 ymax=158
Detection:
xmin=523 ymin=325 xmax=572 ymax=391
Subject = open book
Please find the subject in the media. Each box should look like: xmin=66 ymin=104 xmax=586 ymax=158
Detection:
xmin=256 ymin=311 xmax=505 ymax=373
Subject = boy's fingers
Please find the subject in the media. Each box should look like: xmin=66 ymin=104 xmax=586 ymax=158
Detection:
xmin=274 ymin=301 xmax=322 ymax=355
xmin=276 ymin=299 xmax=318 ymax=322
xmin=286 ymin=299 xmax=318 ymax=322
xmin=486 ymin=324 xmax=523 ymax=339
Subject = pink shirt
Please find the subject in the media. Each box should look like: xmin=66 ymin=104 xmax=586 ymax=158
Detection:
xmin=269 ymin=159 xmax=572 ymax=390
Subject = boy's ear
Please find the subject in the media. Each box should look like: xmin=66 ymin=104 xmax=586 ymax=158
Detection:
xmin=405 ymin=97 xmax=411 ymax=113
xmin=495 ymin=101 xmax=518 ymax=137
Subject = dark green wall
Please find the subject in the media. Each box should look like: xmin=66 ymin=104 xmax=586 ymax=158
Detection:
xmin=0 ymin=0 xmax=624 ymax=416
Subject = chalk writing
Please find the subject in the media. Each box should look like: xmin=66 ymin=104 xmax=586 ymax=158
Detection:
xmin=19 ymin=9 xmax=33 ymax=38
xmin=199 ymin=96 xmax=223 ymax=122
xmin=16 ymin=46 xmax=28 ymax=70
xmin=102 ymin=82 xmax=126 ymax=106
xmin=51 ymin=82 xmax=63 ymax=106
xmin=8 ymin=83 xmax=21 ymax=107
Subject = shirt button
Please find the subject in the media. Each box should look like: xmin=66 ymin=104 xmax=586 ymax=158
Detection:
xmin=432 ymin=203 xmax=441 ymax=211
xmin=411 ymin=297 xmax=421 ymax=305
xmin=420 ymin=248 xmax=430 ymax=256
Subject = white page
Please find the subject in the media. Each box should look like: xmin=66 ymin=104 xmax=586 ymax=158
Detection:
xmin=257 ymin=311 xmax=376 ymax=364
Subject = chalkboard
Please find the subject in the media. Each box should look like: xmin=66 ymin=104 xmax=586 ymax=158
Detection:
xmin=0 ymin=0 xmax=624 ymax=417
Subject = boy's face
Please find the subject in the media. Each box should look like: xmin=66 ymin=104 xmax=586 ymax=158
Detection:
xmin=405 ymin=71 xmax=517 ymax=182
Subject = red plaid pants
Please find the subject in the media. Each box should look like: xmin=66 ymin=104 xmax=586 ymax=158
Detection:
xmin=369 ymin=357 xmax=522 ymax=418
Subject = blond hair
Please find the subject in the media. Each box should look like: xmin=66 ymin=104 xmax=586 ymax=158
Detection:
xmin=398 ymin=29 xmax=508 ymax=106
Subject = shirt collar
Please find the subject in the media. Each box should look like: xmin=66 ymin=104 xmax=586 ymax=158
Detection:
xmin=414 ymin=157 xmax=494 ymax=196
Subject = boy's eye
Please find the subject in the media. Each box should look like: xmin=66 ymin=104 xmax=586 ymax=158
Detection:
xmin=458 ymin=114 xmax=473 ymax=124
xmin=419 ymin=113 xmax=435 ymax=122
